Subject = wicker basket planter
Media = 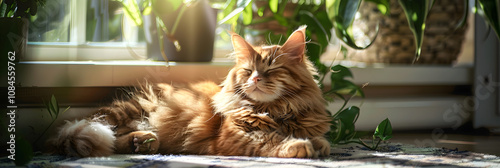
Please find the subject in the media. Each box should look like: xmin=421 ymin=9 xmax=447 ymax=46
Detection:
xmin=241 ymin=1 xmax=297 ymax=45
xmin=351 ymin=0 xmax=468 ymax=64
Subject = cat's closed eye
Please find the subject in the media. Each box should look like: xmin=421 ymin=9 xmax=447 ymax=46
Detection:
xmin=243 ymin=69 xmax=253 ymax=75
xmin=265 ymin=68 xmax=281 ymax=75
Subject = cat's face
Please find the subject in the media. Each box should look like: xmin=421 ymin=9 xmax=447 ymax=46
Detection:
xmin=228 ymin=26 xmax=316 ymax=102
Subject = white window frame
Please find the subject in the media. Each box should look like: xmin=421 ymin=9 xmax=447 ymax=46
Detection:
xmin=25 ymin=0 xmax=147 ymax=61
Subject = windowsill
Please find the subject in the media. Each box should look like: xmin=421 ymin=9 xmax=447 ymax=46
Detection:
xmin=17 ymin=60 xmax=473 ymax=131
xmin=18 ymin=60 xmax=473 ymax=87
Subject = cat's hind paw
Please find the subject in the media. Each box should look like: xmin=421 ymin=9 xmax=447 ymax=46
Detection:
xmin=47 ymin=120 xmax=115 ymax=157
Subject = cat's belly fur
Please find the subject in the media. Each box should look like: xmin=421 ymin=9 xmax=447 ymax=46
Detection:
xmin=147 ymin=82 xmax=223 ymax=155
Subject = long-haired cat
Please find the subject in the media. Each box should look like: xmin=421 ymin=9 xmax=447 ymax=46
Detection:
xmin=47 ymin=26 xmax=332 ymax=158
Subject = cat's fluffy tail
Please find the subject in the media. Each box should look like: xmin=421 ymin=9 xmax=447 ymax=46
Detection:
xmin=47 ymin=119 xmax=115 ymax=157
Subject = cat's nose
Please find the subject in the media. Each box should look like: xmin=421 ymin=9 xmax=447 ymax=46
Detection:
xmin=253 ymin=76 xmax=262 ymax=83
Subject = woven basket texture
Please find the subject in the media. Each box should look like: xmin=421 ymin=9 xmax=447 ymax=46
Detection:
xmin=352 ymin=0 xmax=468 ymax=64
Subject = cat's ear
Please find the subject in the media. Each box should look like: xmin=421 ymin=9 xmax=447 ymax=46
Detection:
xmin=281 ymin=25 xmax=307 ymax=62
xmin=230 ymin=31 xmax=256 ymax=63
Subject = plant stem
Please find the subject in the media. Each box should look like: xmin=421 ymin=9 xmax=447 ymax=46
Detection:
xmin=32 ymin=118 xmax=56 ymax=146
xmin=332 ymin=93 xmax=354 ymax=118
xmin=319 ymin=52 xmax=339 ymax=86
xmin=170 ymin=4 xmax=187 ymax=36
xmin=373 ymin=138 xmax=382 ymax=150
xmin=277 ymin=0 xmax=288 ymax=15
xmin=156 ymin=17 xmax=169 ymax=62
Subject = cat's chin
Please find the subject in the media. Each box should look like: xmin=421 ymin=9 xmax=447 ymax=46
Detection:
xmin=247 ymin=88 xmax=279 ymax=102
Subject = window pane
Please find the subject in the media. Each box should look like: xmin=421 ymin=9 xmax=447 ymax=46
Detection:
xmin=86 ymin=0 xmax=145 ymax=44
xmin=28 ymin=0 xmax=71 ymax=42
xmin=86 ymin=0 xmax=124 ymax=42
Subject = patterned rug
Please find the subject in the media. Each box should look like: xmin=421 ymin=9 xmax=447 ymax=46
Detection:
xmin=2 ymin=143 xmax=500 ymax=168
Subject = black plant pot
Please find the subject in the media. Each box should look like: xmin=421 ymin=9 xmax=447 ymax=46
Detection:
xmin=0 ymin=18 xmax=29 ymax=62
xmin=1 ymin=18 xmax=28 ymax=87
xmin=144 ymin=0 xmax=217 ymax=62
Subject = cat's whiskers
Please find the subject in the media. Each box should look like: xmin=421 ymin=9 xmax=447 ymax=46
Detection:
xmin=280 ymin=87 xmax=306 ymax=106
xmin=272 ymin=45 xmax=280 ymax=60
xmin=282 ymin=88 xmax=306 ymax=105
xmin=232 ymin=88 xmax=246 ymax=98
xmin=272 ymin=90 xmax=291 ymax=104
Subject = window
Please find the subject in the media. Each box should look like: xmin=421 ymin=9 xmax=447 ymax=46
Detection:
xmin=28 ymin=0 xmax=71 ymax=42
xmin=26 ymin=0 xmax=231 ymax=61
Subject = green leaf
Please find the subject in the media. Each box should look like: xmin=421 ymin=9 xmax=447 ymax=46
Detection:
xmin=14 ymin=137 xmax=33 ymax=166
xmin=62 ymin=106 xmax=71 ymax=114
xmin=327 ymin=0 xmax=378 ymax=49
xmin=329 ymin=119 xmax=344 ymax=143
xmin=329 ymin=65 xmax=364 ymax=97
xmin=306 ymin=42 xmax=322 ymax=63
xmin=330 ymin=65 xmax=353 ymax=80
xmin=218 ymin=0 xmax=253 ymax=25
xmin=42 ymin=99 xmax=53 ymax=120
xmin=219 ymin=0 xmax=236 ymax=20
xmin=330 ymin=80 xmax=364 ymax=97
xmin=335 ymin=0 xmax=361 ymax=29
xmin=373 ymin=118 xmax=393 ymax=141
xmin=142 ymin=6 xmax=152 ymax=16
xmin=337 ymin=106 xmax=360 ymax=125
xmin=220 ymin=7 xmax=244 ymax=25
xmin=315 ymin=11 xmax=334 ymax=50
xmin=269 ymin=0 xmax=278 ymax=13
xmin=454 ymin=0 xmax=468 ymax=30
xmin=257 ymin=6 xmax=265 ymax=17
xmin=298 ymin=10 xmax=332 ymax=54
xmin=120 ymin=0 xmax=144 ymax=26
xmin=51 ymin=95 xmax=59 ymax=114
xmin=48 ymin=95 xmax=58 ymax=119
xmin=340 ymin=45 xmax=348 ymax=58
xmin=299 ymin=10 xmax=332 ymax=42
xmin=332 ymin=106 xmax=360 ymax=141
xmin=365 ymin=0 xmax=390 ymax=15
xmin=477 ymin=0 xmax=500 ymax=39
xmin=143 ymin=138 xmax=157 ymax=144
xmin=398 ymin=0 xmax=430 ymax=63
xmin=243 ymin=2 xmax=252 ymax=25
xmin=273 ymin=14 xmax=288 ymax=26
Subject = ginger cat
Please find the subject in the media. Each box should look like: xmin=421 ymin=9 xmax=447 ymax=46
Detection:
xmin=47 ymin=26 xmax=331 ymax=158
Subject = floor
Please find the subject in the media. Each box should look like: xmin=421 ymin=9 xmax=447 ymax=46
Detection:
xmin=389 ymin=131 xmax=500 ymax=156
xmin=2 ymin=129 xmax=500 ymax=167
xmin=3 ymin=141 xmax=499 ymax=168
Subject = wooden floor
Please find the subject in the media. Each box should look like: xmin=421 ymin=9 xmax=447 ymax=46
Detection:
xmin=389 ymin=131 xmax=500 ymax=156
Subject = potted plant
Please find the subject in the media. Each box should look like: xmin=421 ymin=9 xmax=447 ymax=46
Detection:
xmin=1 ymin=0 xmax=44 ymax=89
xmin=0 ymin=0 xmax=45 ymax=62
xmin=352 ymin=0 xmax=468 ymax=64
xmin=220 ymin=0 xmax=393 ymax=149
xmin=116 ymin=0 xmax=217 ymax=62
xmin=329 ymin=0 xmax=500 ymax=64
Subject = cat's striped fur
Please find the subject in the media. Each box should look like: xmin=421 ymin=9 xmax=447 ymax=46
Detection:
xmin=47 ymin=26 xmax=331 ymax=158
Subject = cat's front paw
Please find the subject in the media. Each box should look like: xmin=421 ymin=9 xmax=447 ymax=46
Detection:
xmin=131 ymin=131 xmax=159 ymax=154
xmin=311 ymin=137 xmax=331 ymax=157
xmin=278 ymin=139 xmax=315 ymax=158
